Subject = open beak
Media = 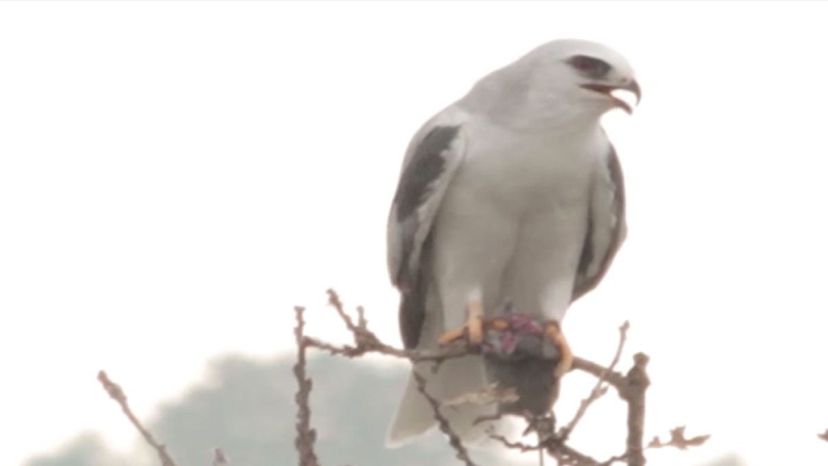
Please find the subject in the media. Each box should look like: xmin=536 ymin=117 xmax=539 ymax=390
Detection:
xmin=580 ymin=79 xmax=641 ymax=114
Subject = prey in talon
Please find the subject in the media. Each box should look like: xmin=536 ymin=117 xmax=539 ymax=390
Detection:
xmin=437 ymin=298 xmax=484 ymax=346
xmin=481 ymin=310 xmax=572 ymax=417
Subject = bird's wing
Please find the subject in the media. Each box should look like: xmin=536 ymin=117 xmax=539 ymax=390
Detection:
xmin=573 ymin=144 xmax=627 ymax=301
xmin=387 ymin=107 xmax=468 ymax=348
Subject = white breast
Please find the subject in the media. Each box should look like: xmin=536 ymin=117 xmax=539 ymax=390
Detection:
xmin=431 ymin=117 xmax=609 ymax=322
xmin=455 ymin=118 xmax=605 ymax=215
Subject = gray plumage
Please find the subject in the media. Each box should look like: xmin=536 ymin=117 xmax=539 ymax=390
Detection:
xmin=386 ymin=39 xmax=639 ymax=445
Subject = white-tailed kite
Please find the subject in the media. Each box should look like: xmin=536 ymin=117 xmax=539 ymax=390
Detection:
xmin=386 ymin=39 xmax=639 ymax=445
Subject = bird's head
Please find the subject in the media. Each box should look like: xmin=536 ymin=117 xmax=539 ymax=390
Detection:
xmin=465 ymin=39 xmax=640 ymax=128
xmin=527 ymin=39 xmax=641 ymax=118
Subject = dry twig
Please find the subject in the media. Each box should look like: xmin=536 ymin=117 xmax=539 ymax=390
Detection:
xmin=293 ymin=306 xmax=320 ymax=466
xmin=647 ymin=426 xmax=710 ymax=451
xmin=291 ymin=291 xmax=710 ymax=466
xmin=96 ymin=288 xmax=707 ymax=466
xmin=488 ymin=428 xmax=614 ymax=466
xmin=482 ymin=322 xmax=639 ymax=465
xmin=412 ymin=370 xmax=478 ymax=466
xmin=559 ymin=321 xmax=630 ymax=440
xmin=311 ymin=290 xmax=471 ymax=367
xmin=533 ymin=353 xmax=649 ymax=466
xmin=621 ymin=353 xmax=650 ymax=466
xmin=96 ymin=370 xmax=178 ymax=466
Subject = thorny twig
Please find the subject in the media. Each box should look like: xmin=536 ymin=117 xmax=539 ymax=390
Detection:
xmin=97 ymin=370 xmax=178 ymax=466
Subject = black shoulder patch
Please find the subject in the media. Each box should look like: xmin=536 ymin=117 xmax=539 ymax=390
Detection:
xmin=393 ymin=125 xmax=460 ymax=221
xmin=392 ymin=125 xmax=460 ymax=348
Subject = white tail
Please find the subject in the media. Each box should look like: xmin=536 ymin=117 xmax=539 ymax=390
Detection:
xmin=386 ymin=355 xmax=495 ymax=447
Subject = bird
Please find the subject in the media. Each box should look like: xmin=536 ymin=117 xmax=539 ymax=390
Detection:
xmin=386 ymin=39 xmax=639 ymax=446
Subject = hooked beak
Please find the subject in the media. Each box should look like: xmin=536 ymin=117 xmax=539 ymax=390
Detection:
xmin=580 ymin=79 xmax=641 ymax=114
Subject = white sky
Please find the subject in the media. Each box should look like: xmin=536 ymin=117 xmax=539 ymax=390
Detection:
xmin=2 ymin=2 xmax=828 ymax=465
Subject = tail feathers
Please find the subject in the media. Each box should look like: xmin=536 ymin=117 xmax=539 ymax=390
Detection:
xmin=386 ymin=372 xmax=436 ymax=447
xmin=386 ymin=356 xmax=494 ymax=447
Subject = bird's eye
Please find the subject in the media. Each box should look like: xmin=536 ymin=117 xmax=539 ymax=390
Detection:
xmin=566 ymin=55 xmax=611 ymax=78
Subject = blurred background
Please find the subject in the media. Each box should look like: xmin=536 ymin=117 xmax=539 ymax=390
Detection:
xmin=2 ymin=2 xmax=827 ymax=465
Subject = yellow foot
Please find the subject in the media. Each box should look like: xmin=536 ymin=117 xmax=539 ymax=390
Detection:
xmin=544 ymin=321 xmax=573 ymax=377
xmin=438 ymin=298 xmax=484 ymax=346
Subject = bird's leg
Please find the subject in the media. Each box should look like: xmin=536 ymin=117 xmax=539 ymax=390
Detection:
xmin=438 ymin=298 xmax=485 ymax=346
xmin=467 ymin=299 xmax=484 ymax=344
xmin=544 ymin=321 xmax=573 ymax=377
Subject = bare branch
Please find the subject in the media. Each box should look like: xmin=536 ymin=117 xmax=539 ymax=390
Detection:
xmin=597 ymin=453 xmax=629 ymax=466
xmin=622 ymin=353 xmax=650 ymax=466
xmin=412 ymin=370 xmax=478 ymax=466
xmin=320 ymin=289 xmax=471 ymax=366
xmin=293 ymin=306 xmax=320 ymax=466
xmin=291 ymin=291 xmax=704 ymax=466
xmin=303 ymin=334 xmax=471 ymax=364
xmin=327 ymin=288 xmax=360 ymax=336
xmin=97 ymin=370 xmax=178 ymax=466
xmin=559 ymin=321 xmax=630 ymax=440
xmin=556 ymin=348 xmax=653 ymax=466
xmin=487 ymin=430 xmax=539 ymax=453
xmin=545 ymin=439 xmax=603 ymax=466
xmin=647 ymin=426 xmax=710 ymax=451
xmin=487 ymin=427 xmax=603 ymax=466
xmin=571 ymin=357 xmax=625 ymax=389
xmin=97 ymin=288 xmax=700 ymax=466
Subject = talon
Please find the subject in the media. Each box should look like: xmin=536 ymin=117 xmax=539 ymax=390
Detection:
xmin=438 ymin=298 xmax=485 ymax=346
xmin=437 ymin=327 xmax=466 ymax=345
xmin=545 ymin=322 xmax=573 ymax=377
xmin=467 ymin=299 xmax=483 ymax=344
xmin=486 ymin=317 xmax=510 ymax=331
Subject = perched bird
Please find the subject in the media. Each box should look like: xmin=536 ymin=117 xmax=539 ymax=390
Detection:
xmin=386 ymin=39 xmax=639 ymax=445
